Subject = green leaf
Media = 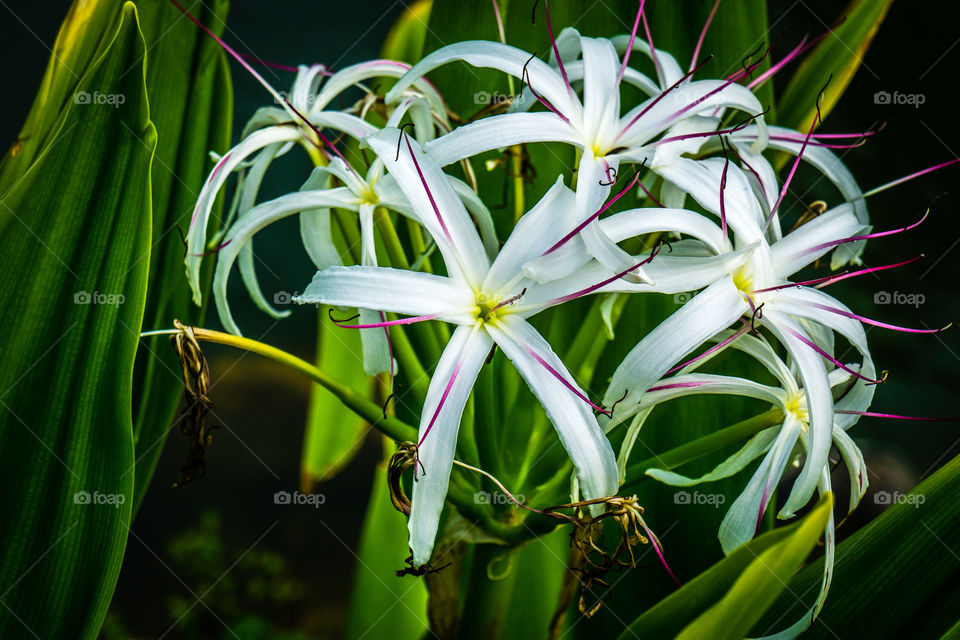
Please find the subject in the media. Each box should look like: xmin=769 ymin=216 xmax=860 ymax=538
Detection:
xmin=345 ymin=446 xmax=429 ymax=639
xmin=300 ymin=307 xmax=371 ymax=489
xmin=381 ymin=0 xmax=432 ymax=63
xmin=757 ymin=452 xmax=960 ymax=639
xmin=776 ymin=0 xmax=894 ymax=132
xmin=619 ymin=494 xmax=833 ymax=640
xmin=0 ymin=0 xmax=124 ymax=196
xmin=129 ymin=0 xmax=233 ymax=509
xmin=0 ymin=4 xmax=153 ymax=638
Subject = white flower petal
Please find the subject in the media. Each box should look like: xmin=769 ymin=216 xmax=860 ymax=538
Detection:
xmin=579 ymin=36 xmax=622 ymax=144
xmin=656 ymin=157 xmax=765 ymax=245
xmin=484 ymin=176 xmax=578 ymax=293
xmin=718 ymin=414 xmax=802 ymax=554
xmin=770 ymin=204 xmax=865 ymax=276
xmin=647 ymin=426 xmax=779 ymax=486
xmin=366 ymin=129 xmax=491 ymax=287
xmin=385 ymin=42 xmax=574 ymax=118
xmin=604 ymin=277 xmax=748 ymax=409
xmin=610 ymin=33 xmax=684 ymax=87
xmin=212 ymin=188 xmax=357 ymax=335
xmin=760 ymin=310 xmax=834 ymax=516
xmin=296 ymin=265 xmax=475 ymax=322
xmin=424 ymin=112 xmax=581 ymax=166
xmin=486 ymin=316 xmax=619 ymax=500
xmin=409 ymin=325 xmax=493 ymax=565
xmin=186 ymin=126 xmax=302 ymax=304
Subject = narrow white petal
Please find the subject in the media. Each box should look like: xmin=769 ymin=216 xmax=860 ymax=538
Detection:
xmin=486 ymin=316 xmax=619 ymax=500
xmin=718 ymin=414 xmax=802 ymax=554
xmin=604 ymin=277 xmax=748 ymax=408
xmin=446 ymin=176 xmax=500 ymax=260
xmin=770 ymin=204 xmax=865 ymax=276
xmin=484 ymin=176 xmax=578 ymax=293
xmin=186 ymin=126 xmax=302 ymax=303
xmin=761 ymin=311 xmax=834 ymax=516
xmin=610 ymin=34 xmax=685 ymax=87
xmin=579 ymin=36 xmax=622 ymax=144
xmin=212 ymin=188 xmax=357 ymax=335
xmin=366 ymin=130 xmax=491 ymax=287
xmin=317 ymin=60 xmax=444 ymax=116
xmin=647 ymin=426 xmax=779 ymax=486
xmin=385 ymin=42 xmax=574 ymax=118
xmin=424 ymin=112 xmax=581 ymax=167
xmin=296 ymin=265 xmax=475 ymax=322
xmin=409 ymin=326 xmax=493 ymax=565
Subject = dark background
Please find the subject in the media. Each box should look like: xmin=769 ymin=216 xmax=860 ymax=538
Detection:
xmin=3 ymin=0 xmax=959 ymax=638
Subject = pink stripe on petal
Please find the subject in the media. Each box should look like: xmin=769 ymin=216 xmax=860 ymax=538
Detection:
xmin=404 ymin=135 xmax=456 ymax=247
xmin=542 ymin=172 xmax=642 ymax=255
xmin=418 ymin=359 xmax=464 ymax=447
xmin=333 ymin=312 xmax=441 ymax=329
xmin=526 ymin=347 xmax=609 ymax=415
xmin=665 ymin=324 xmax=750 ymax=375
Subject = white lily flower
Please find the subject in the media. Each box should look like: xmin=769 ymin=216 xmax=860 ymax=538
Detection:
xmin=623 ymin=330 xmax=872 ymax=639
xmin=603 ymin=160 xmax=886 ymax=516
xmin=383 ymin=8 xmax=765 ymax=282
xmin=294 ymin=129 xmax=622 ymax=565
xmin=186 ymin=61 xmax=448 ymax=305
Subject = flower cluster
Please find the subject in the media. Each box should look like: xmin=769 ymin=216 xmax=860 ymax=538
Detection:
xmin=185 ymin=3 xmax=948 ymax=636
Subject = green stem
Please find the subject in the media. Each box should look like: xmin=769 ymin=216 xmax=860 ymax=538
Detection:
xmin=622 ymin=408 xmax=784 ymax=490
xmin=458 ymin=544 xmax=518 ymax=640
xmin=169 ymin=326 xmax=418 ymax=443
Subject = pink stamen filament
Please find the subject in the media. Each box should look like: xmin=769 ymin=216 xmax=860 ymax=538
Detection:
xmin=785 ymin=327 xmax=883 ymax=384
xmin=614 ymin=56 xmax=713 ymax=144
xmin=333 ymin=312 xmax=440 ymax=329
xmin=635 ymin=511 xmax=682 ymax=587
xmin=378 ymin=310 xmax=397 ymax=380
xmin=526 ymin=347 xmax=609 ymax=415
xmin=862 ymin=158 xmax=960 ymax=199
xmin=665 ymin=324 xmax=751 ymax=375
xmin=542 ymin=172 xmax=642 ymax=256
xmin=235 ymin=52 xmax=305 ymax=73
xmin=542 ymin=0 xmax=573 ymax=97
xmin=804 ymin=211 xmax=929 ymax=254
xmin=491 ymin=0 xmax=507 ymax=44
xmin=522 ymin=66 xmax=571 ymax=124
xmin=768 ymin=99 xmax=820 ymax=224
xmin=640 ymin=10 xmax=662 ymax=86
xmin=836 ymin=410 xmax=959 ymax=422
xmin=546 ymin=245 xmax=662 ymax=307
xmin=617 ymin=0 xmax=646 ymax=86
xmin=690 ymin=0 xmax=721 ymax=73
xmin=167 ymin=0 xmax=356 ymax=175
xmin=805 ymin=302 xmax=948 ymax=334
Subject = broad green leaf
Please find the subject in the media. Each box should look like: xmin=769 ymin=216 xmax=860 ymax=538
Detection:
xmin=757 ymin=452 xmax=960 ymax=639
xmin=345 ymin=446 xmax=429 ymax=639
xmin=777 ymin=0 xmax=894 ymax=132
xmin=129 ymin=0 xmax=233 ymax=509
xmin=381 ymin=0 xmax=432 ymax=63
xmin=300 ymin=307 xmax=371 ymax=489
xmin=0 ymin=4 xmax=153 ymax=638
xmin=0 ymin=0 xmax=123 ymax=197
xmin=619 ymin=495 xmax=833 ymax=640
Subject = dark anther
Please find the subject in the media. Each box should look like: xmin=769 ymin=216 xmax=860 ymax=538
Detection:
xmin=750 ymin=303 xmax=765 ymax=333
xmin=328 ymin=308 xmax=361 ymax=324
xmin=396 ymin=555 xmax=452 ymax=577
xmin=396 ymin=122 xmax=416 ymax=161
xmin=608 ymin=389 xmax=629 ymax=416
xmin=599 ymin=166 xmax=618 ymax=186
xmin=519 ymin=51 xmax=539 ymax=97
xmin=865 ymin=370 xmax=889 ymax=387
xmin=382 ymin=392 xmax=395 ymax=420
